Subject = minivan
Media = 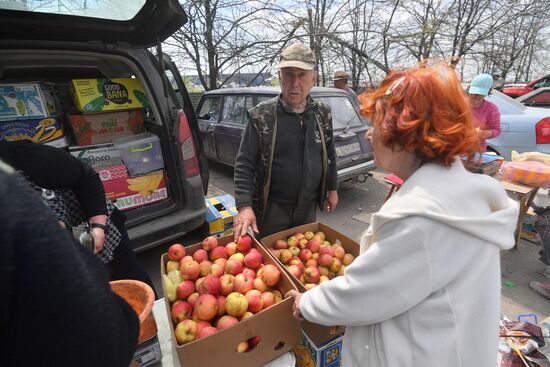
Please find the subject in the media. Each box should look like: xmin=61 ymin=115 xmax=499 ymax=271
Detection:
xmin=0 ymin=0 xmax=209 ymax=252
xmin=197 ymin=86 xmax=375 ymax=182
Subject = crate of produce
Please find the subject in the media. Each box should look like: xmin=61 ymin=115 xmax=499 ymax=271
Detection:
xmin=70 ymin=78 xmax=149 ymax=113
xmin=67 ymin=110 xmax=145 ymax=146
xmin=261 ymin=222 xmax=361 ymax=345
xmin=113 ymin=132 xmax=164 ymax=176
xmin=69 ymin=142 xmax=120 ymax=164
xmin=204 ymin=194 xmax=238 ymax=237
xmin=160 ymin=234 xmax=301 ymax=367
xmin=103 ymin=169 xmax=168 ymax=211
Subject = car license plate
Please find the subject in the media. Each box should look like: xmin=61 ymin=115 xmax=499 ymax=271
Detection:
xmin=336 ymin=142 xmax=361 ymax=157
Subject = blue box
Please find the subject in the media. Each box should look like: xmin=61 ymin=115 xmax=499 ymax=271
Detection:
xmin=0 ymin=115 xmax=67 ymax=145
xmin=295 ymin=329 xmax=343 ymax=367
xmin=0 ymin=83 xmax=61 ymax=121
xmin=204 ymin=194 xmax=238 ymax=237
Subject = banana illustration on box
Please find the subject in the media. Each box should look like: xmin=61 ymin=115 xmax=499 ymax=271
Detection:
xmin=127 ymin=171 xmax=163 ymax=197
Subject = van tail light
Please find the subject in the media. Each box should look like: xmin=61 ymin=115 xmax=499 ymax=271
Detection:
xmin=536 ymin=118 xmax=550 ymax=144
xmin=178 ymin=110 xmax=200 ymax=177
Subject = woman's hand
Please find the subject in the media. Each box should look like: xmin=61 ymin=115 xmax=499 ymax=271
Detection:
xmin=91 ymin=227 xmax=105 ymax=253
xmin=285 ymin=290 xmax=304 ymax=320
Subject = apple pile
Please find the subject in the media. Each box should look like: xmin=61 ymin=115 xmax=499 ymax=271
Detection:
xmin=162 ymin=235 xmax=283 ymax=350
xmin=268 ymin=230 xmax=355 ymax=289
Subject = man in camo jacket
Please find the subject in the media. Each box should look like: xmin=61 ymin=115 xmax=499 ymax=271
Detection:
xmin=233 ymin=42 xmax=338 ymax=240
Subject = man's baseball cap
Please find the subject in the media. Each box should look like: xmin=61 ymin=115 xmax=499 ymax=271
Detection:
xmin=276 ymin=42 xmax=316 ymax=70
xmin=332 ymin=71 xmax=349 ymax=81
xmin=468 ymin=73 xmax=493 ymax=96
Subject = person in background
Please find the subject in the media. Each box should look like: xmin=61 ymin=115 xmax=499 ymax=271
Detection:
xmin=493 ymin=73 xmax=505 ymax=91
xmin=0 ymin=140 xmax=156 ymax=295
xmin=529 ymin=190 xmax=550 ymax=300
xmin=0 ymin=159 xmax=139 ymax=367
xmin=286 ymin=63 xmax=518 ymax=367
xmin=233 ymin=42 xmax=338 ymax=239
xmin=332 ymin=70 xmax=360 ymax=108
xmin=467 ymin=73 xmax=501 ymax=152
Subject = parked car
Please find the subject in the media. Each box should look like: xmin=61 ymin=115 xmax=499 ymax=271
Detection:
xmin=516 ymin=87 xmax=550 ymax=109
xmin=196 ymin=86 xmax=375 ymax=182
xmin=484 ymin=90 xmax=550 ymax=160
xmin=0 ymin=0 xmax=209 ymax=252
xmin=503 ymin=74 xmax=550 ymax=98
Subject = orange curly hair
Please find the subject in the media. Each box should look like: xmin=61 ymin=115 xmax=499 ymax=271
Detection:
xmin=359 ymin=63 xmax=479 ymax=166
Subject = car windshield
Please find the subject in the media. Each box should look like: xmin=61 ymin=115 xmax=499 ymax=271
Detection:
xmin=0 ymin=0 xmax=146 ymax=21
xmin=315 ymin=96 xmax=363 ymax=130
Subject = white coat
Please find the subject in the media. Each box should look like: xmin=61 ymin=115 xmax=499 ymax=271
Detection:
xmin=300 ymin=159 xmax=519 ymax=367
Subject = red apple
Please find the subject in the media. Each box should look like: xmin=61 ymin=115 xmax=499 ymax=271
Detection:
xmin=210 ymin=246 xmax=228 ymax=261
xmin=242 ymin=268 xmax=256 ymax=279
xmin=287 ymin=236 xmax=299 ymax=247
xmin=196 ymin=320 xmax=211 ymax=335
xmin=261 ymin=291 xmax=275 ymax=308
xmin=198 ymin=326 xmax=218 ymax=339
xmin=315 ymin=231 xmax=326 ymax=241
xmin=180 ymin=255 xmax=194 ymax=266
xmin=249 ymin=336 xmax=262 ymax=349
xmin=209 ymin=263 xmax=224 ymax=278
xmin=193 ymin=249 xmax=208 ymax=263
xmin=319 ymin=245 xmax=334 ymax=257
xmin=318 ymin=266 xmax=330 ymax=277
xmin=261 ymin=264 xmax=281 ymax=286
xmin=199 ymin=261 xmax=212 ymax=277
xmin=220 ymin=274 xmax=235 ymax=296
xmin=225 ymin=242 xmax=238 ymax=256
xmin=253 ymin=277 xmax=269 ymax=292
xmin=171 ymin=301 xmax=192 ymax=323
xmin=216 ymin=315 xmax=239 ymax=329
xmin=198 ymin=274 xmax=222 ymax=295
xmin=307 ymin=239 xmax=321 ymax=253
xmin=202 ymin=236 xmax=218 ymax=251
xmin=304 ymin=266 xmax=320 ymax=283
xmin=234 ymin=273 xmax=254 ymax=294
xmin=287 ymin=264 xmax=302 ymax=278
xmin=305 ymin=259 xmax=318 ymax=268
xmin=299 ymin=248 xmax=312 ymax=262
xmin=225 ymin=259 xmax=244 ymax=276
xmin=288 ymin=257 xmax=304 ymax=271
xmin=333 ymin=246 xmax=345 ymax=260
xmin=187 ymin=292 xmax=199 ymax=307
xmin=213 ymin=257 xmax=227 ymax=269
xmin=274 ymin=239 xmax=288 ymax=250
xmin=180 ymin=260 xmax=200 ymax=281
xmin=175 ymin=319 xmax=198 ymax=344
xmin=194 ymin=294 xmax=218 ymax=321
xmin=245 ymin=289 xmax=264 ymax=313
xmin=244 ymin=249 xmax=263 ymax=269
xmin=237 ymin=234 xmax=252 ymax=253
xmin=176 ymin=280 xmax=196 ymax=300
xmin=168 ymin=243 xmax=186 ymax=261
xmin=318 ymin=253 xmax=333 ymax=267
xmin=216 ymin=295 xmax=226 ymax=316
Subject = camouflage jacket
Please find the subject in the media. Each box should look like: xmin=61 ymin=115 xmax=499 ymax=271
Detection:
xmin=234 ymin=94 xmax=336 ymax=222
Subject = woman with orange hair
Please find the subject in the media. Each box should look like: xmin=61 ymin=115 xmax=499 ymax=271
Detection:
xmin=287 ymin=64 xmax=518 ymax=366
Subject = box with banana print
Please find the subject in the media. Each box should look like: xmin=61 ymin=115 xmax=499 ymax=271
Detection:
xmin=101 ymin=168 xmax=168 ymax=211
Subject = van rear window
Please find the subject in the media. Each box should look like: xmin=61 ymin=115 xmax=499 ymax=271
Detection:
xmin=1 ymin=0 xmax=145 ymax=21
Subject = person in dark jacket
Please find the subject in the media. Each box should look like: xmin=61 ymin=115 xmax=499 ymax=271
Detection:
xmin=0 ymin=140 xmax=155 ymax=294
xmin=233 ymin=42 xmax=338 ymax=239
xmin=0 ymin=160 xmax=139 ymax=367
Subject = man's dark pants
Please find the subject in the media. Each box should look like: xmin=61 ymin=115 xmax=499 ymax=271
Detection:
xmin=259 ymin=200 xmax=317 ymax=238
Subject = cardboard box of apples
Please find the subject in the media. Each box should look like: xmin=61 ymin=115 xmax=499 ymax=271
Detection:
xmin=261 ymin=222 xmax=361 ymax=346
xmin=161 ymin=234 xmax=301 ymax=367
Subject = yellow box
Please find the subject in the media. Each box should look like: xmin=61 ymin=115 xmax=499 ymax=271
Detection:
xmin=70 ymin=78 xmax=150 ymax=113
